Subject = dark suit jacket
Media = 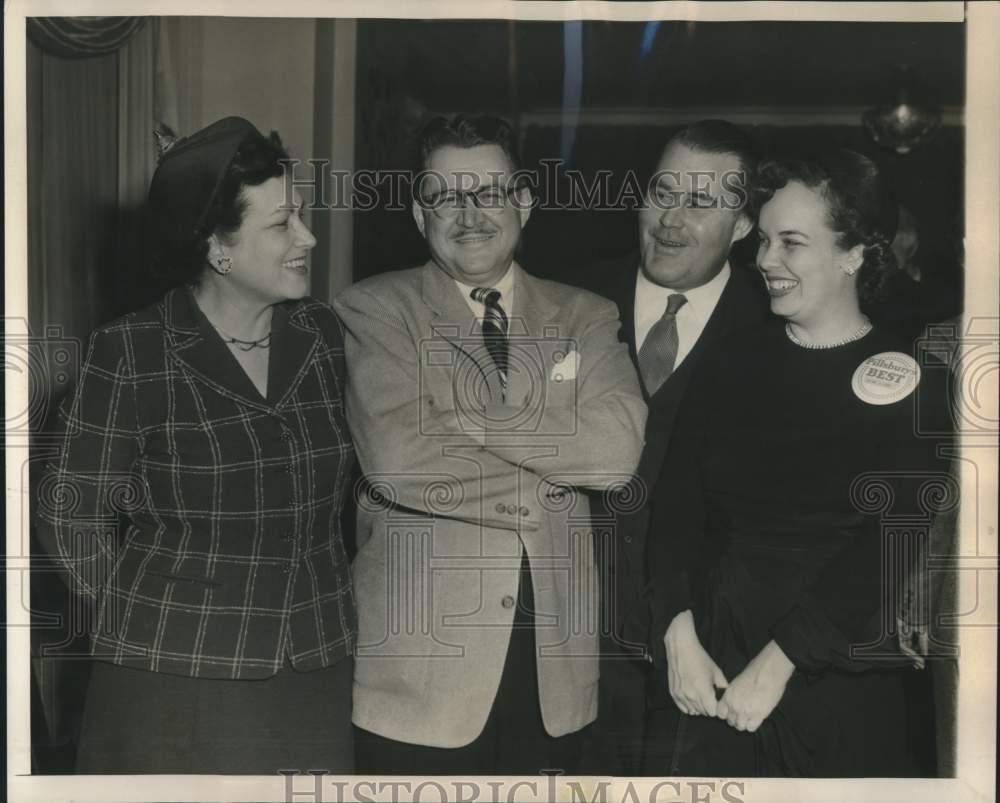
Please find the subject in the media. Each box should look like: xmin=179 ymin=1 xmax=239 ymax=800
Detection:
xmin=36 ymin=287 xmax=358 ymax=679
xmin=576 ymin=253 xmax=770 ymax=654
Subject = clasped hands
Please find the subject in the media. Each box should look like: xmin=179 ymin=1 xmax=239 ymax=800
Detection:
xmin=663 ymin=610 xmax=795 ymax=733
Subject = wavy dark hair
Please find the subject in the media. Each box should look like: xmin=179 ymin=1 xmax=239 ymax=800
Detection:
xmin=151 ymin=130 xmax=289 ymax=287
xmin=662 ymin=119 xmax=760 ymax=206
xmin=755 ymin=149 xmax=899 ymax=305
xmin=413 ymin=113 xmax=522 ymax=175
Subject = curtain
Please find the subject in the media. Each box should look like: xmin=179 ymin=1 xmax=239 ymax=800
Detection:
xmin=115 ymin=22 xmax=160 ymax=311
xmin=27 ymin=37 xmax=120 ymax=390
xmin=26 ymin=22 xmax=158 ymax=393
xmin=27 ymin=17 xmax=146 ymax=58
xmin=27 ymin=21 xmax=157 ymax=768
xmin=27 ymin=33 xmax=120 ymax=760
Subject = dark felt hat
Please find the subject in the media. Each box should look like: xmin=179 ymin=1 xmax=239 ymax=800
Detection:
xmin=148 ymin=116 xmax=262 ymax=250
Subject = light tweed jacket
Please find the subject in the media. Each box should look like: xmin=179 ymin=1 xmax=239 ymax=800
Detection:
xmin=334 ymin=261 xmax=646 ymax=747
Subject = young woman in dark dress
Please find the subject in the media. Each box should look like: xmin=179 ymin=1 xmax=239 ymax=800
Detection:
xmin=647 ymin=149 xmax=955 ymax=777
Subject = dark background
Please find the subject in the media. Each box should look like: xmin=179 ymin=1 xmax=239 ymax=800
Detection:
xmin=354 ymin=20 xmax=965 ymax=335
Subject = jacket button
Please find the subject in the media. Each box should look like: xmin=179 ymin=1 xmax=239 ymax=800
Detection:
xmin=506 ymin=504 xmax=516 ymax=515
xmin=519 ymin=506 xmax=529 ymax=517
xmin=495 ymin=503 xmax=506 ymax=514
xmin=624 ymin=535 xmax=632 ymax=544
xmin=280 ymin=429 xmax=293 ymax=442
xmin=501 ymin=595 xmax=515 ymax=609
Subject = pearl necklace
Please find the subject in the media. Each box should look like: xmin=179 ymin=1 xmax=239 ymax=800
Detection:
xmin=785 ymin=318 xmax=873 ymax=350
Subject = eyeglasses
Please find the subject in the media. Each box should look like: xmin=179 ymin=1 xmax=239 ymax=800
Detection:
xmin=418 ymin=184 xmax=524 ymax=220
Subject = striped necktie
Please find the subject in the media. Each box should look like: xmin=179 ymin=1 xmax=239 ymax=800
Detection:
xmin=470 ymin=287 xmax=509 ymax=387
xmin=637 ymin=293 xmax=687 ymax=395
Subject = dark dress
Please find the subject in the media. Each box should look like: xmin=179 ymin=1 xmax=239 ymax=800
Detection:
xmin=647 ymin=322 xmax=954 ymax=777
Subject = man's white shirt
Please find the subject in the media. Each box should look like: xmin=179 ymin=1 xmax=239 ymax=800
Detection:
xmin=634 ymin=262 xmax=731 ymax=371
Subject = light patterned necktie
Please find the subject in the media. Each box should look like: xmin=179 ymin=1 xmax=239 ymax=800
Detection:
xmin=470 ymin=287 xmax=509 ymax=388
xmin=637 ymin=293 xmax=687 ymax=395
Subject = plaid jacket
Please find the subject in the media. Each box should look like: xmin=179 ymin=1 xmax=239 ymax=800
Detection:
xmin=36 ymin=287 xmax=357 ymax=679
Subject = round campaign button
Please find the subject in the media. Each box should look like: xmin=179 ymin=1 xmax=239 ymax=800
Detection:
xmin=851 ymin=351 xmax=921 ymax=405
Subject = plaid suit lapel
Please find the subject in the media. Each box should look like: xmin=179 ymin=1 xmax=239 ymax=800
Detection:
xmin=267 ymin=303 xmax=320 ymax=408
xmin=164 ymin=286 xmax=275 ymax=414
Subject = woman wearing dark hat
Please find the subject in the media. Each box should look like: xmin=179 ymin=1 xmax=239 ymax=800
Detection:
xmin=647 ymin=149 xmax=955 ymax=776
xmin=36 ymin=117 xmax=358 ymax=773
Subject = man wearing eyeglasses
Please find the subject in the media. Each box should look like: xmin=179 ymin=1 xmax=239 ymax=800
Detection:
xmin=334 ymin=114 xmax=646 ymax=775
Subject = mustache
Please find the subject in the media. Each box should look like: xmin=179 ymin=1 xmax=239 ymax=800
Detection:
xmin=451 ymin=227 xmax=497 ymax=239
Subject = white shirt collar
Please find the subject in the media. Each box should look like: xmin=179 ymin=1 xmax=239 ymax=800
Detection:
xmin=634 ymin=262 xmax=731 ymax=367
xmin=454 ymin=264 xmax=516 ymax=318
xmin=635 ymin=262 xmax=730 ymax=326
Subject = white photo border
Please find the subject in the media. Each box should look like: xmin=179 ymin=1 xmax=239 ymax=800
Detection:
xmin=5 ymin=2 xmax=995 ymax=802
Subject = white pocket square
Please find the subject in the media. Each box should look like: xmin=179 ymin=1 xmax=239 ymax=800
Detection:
xmin=549 ymin=349 xmax=581 ymax=382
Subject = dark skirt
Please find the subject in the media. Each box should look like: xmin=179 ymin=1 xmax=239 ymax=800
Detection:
xmin=75 ymin=656 xmax=354 ymax=774
xmin=674 ymin=526 xmax=918 ymax=777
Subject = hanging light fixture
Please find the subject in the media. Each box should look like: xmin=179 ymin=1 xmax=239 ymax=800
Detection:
xmin=863 ymin=66 xmax=942 ymax=155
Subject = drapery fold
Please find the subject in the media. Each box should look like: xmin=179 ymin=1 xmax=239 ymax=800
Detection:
xmin=27 ymin=17 xmax=146 ymax=59
xmin=26 ymin=21 xmax=158 ymax=368
xmin=28 ymin=20 xmax=158 ymax=759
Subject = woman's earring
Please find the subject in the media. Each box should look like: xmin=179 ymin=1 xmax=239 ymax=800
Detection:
xmin=215 ymin=256 xmax=233 ymax=275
